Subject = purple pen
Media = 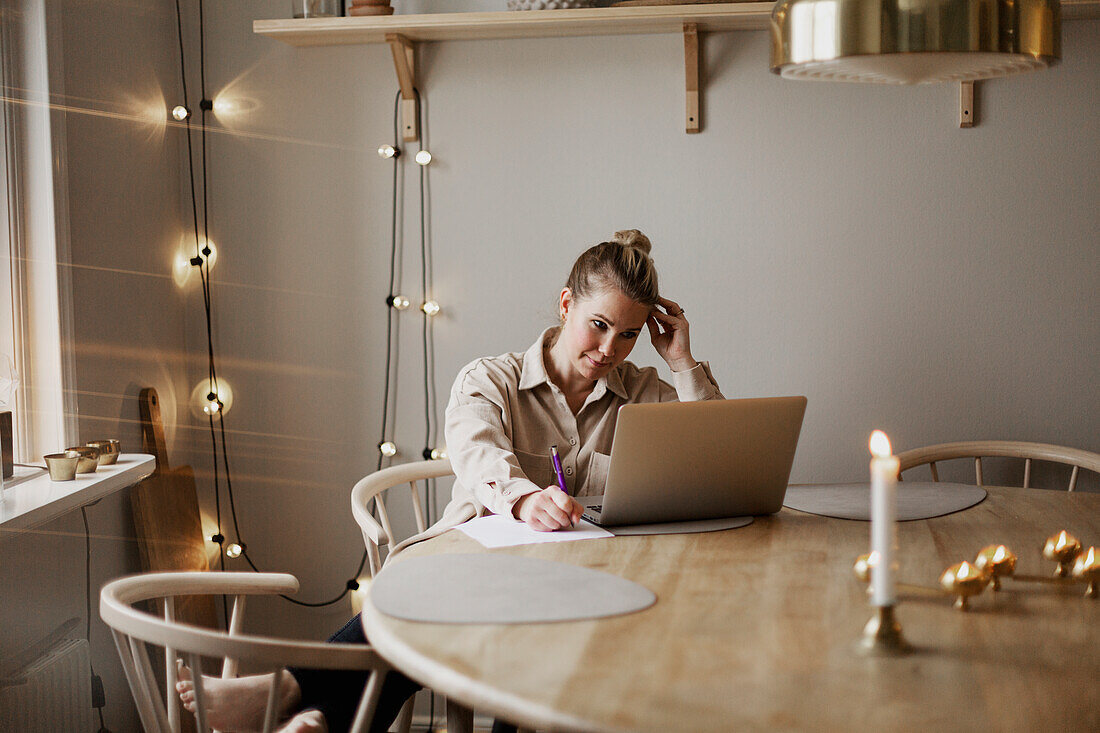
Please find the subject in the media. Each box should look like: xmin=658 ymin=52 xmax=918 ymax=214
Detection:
xmin=549 ymin=445 xmax=568 ymax=493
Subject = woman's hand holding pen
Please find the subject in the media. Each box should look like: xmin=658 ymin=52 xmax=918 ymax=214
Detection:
xmin=647 ymin=295 xmax=697 ymax=372
xmin=514 ymin=488 xmax=584 ymax=532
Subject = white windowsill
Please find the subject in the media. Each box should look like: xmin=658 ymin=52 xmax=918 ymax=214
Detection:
xmin=0 ymin=453 xmax=155 ymax=533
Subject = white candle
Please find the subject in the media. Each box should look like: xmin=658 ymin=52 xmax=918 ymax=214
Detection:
xmin=869 ymin=430 xmax=900 ymax=607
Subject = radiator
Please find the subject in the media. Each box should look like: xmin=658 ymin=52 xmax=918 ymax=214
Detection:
xmin=0 ymin=636 xmax=94 ymax=733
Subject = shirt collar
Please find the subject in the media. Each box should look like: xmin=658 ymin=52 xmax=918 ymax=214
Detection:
xmin=519 ymin=326 xmax=629 ymax=400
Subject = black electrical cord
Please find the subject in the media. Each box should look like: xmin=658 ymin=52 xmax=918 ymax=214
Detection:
xmin=81 ymin=505 xmax=110 ymax=732
xmin=172 ymin=0 xmax=372 ymax=609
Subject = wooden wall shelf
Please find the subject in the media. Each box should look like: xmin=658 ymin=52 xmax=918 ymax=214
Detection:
xmin=254 ymin=1 xmax=1100 ymax=134
xmin=254 ymin=3 xmax=776 ymax=46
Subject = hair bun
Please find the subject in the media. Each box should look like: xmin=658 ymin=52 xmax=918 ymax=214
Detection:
xmin=611 ymin=229 xmax=652 ymax=255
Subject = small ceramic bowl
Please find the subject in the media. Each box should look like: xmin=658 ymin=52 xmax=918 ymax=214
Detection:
xmin=44 ymin=451 xmax=81 ymax=481
xmin=66 ymin=446 xmax=100 ymax=474
xmin=86 ymin=439 xmax=121 ymax=465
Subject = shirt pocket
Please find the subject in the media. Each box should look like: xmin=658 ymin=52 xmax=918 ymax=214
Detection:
xmin=513 ymin=449 xmax=553 ymax=491
xmin=580 ymin=451 xmax=611 ymax=497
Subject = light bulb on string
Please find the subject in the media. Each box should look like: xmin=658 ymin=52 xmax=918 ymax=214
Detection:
xmin=225 ymin=543 xmax=243 ymax=559
xmin=171 ymin=105 xmax=191 ymax=121
xmin=190 ymin=378 xmax=234 ymax=421
xmin=415 ymin=150 xmax=432 ymax=166
xmin=173 ymin=236 xmax=218 ymax=288
xmin=378 ymin=144 xmax=399 ymax=159
xmin=387 ymin=295 xmax=410 ymax=310
xmin=430 ymin=447 xmax=447 ymax=460
xmin=421 ymin=300 xmax=440 ymax=317
xmin=379 ymin=441 xmax=397 ymax=457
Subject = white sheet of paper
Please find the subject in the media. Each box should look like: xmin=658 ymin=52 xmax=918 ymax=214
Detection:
xmin=457 ymin=514 xmax=613 ymax=548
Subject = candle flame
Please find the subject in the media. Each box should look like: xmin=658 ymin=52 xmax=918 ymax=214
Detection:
xmin=1055 ymin=530 xmax=1069 ymax=551
xmin=1084 ymin=547 xmax=1096 ymax=565
xmin=869 ymin=430 xmax=892 ymax=457
xmin=956 ymin=561 xmax=972 ymax=580
xmin=993 ymin=545 xmax=1006 ymax=562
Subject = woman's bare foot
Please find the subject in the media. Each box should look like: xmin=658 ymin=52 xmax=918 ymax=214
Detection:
xmin=277 ymin=709 xmax=327 ymax=733
xmin=175 ymin=660 xmax=301 ymax=732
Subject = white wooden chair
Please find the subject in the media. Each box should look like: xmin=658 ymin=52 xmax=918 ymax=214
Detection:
xmin=351 ymin=459 xmax=450 ymax=733
xmin=896 ymin=440 xmax=1100 ymax=491
xmin=351 ymin=459 xmax=537 ymax=733
xmin=100 ymin=571 xmax=392 ymax=733
xmin=351 ymin=458 xmax=453 ymax=576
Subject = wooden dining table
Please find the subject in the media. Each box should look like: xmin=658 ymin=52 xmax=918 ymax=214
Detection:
xmin=361 ymin=486 xmax=1100 ymax=732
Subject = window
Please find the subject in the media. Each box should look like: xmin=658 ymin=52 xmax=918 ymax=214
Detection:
xmin=1 ymin=1 xmax=75 ymax=463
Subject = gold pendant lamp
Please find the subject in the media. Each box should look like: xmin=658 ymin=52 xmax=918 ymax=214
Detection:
xmin=770 ymin=0 xmax=1061 ymax=84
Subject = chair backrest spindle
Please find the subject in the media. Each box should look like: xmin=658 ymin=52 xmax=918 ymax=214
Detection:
xmin=409 ymin=480 xmax=427 ymax=533
xmin=260 ymin=667 xmax=283 ymax=733
xmin=929 ymin=462 xmax=939 ymax=482
xmin=163 ymin=598 xmax=181 ymax=733
xmin=974 ymin=457 xmax=983 ymax=486
xmin=222 ymin=594 xmax=247 ymax=679
xmin=1069 ymin=465 xmax=1079 ymax=492
xmin=189 ymin=651 xmax=210 ymax=733
xmin=375 ymin=496 xmax=397 ymax=553
xmin=1023 ymin=458 xmax=1032 ymax=489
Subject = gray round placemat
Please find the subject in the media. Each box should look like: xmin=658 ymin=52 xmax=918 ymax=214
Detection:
xmin=783 ymin=482 xmax=987 ymax=521
xmin=371 ymin=553 xmax=656 ymax=624
xmin=607 ymin=516 xmax=753 ymax=535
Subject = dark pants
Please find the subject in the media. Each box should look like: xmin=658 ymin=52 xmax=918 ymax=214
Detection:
xmin=287 ymin=613 xmax=421 ymax=733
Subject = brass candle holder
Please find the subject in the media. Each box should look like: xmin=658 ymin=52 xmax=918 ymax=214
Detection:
xmin=973 ymin=544 xmax=1017 ymax=591
xmin=859 ymin=605 xmax=911 ymax=655
xmin=65 ymin=445 xmax=99 ymax=474
xmin=1042 ymin=530 xmax=1082 ymax=578
xmin=44 ymin=451 xmax=80 ymax=481
xmin=940 ymin=561 xmax=988 ymax=611
xmin=1072 ymin=547 xmax=1098 ymax=598
xmin=86 ymin=439 xmax=120 ymax=465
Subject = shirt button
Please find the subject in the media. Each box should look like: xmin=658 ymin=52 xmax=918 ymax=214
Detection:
xmin=566 ymin=467 xmax=573 ymax=476
xmin=569 ymin=438 xmax=577 ymax=446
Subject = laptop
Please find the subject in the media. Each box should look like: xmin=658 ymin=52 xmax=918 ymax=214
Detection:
xmin=581 ymin=396 xmax=807 ymax=527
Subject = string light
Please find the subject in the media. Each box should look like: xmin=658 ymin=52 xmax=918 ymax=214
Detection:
xmin=387 ymin=294 xmax=411 ymax=310
xmin=171 ymin=105 xmax=191 ymax=121
xmin=190 ymin=378 xmax=233 ymax=420
xmin=421 ymin=300 xmax=440 ymax=317
xmin=378 ymin=144 xmax=399 ymax=159
xmin=414 ymin=150 xmax=432 ymax=166
xmin=379 ymin=441 xmax=397 ymax=457
xmin=430 ymin=448 xmax=447 ymax=460
xmin=225 ymin=543 xmax=243 ymax=558
xmin=203 ymin=395 xmax=223 ymax=416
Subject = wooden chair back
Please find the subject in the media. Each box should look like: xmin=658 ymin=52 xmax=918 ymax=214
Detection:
xmin=351 ymin=459 xmax=454 ymax=575
xmin=100 ymin=571 xmax=391 ymax=733
xmin=896 ymin=440 xmax=1100 ymax=491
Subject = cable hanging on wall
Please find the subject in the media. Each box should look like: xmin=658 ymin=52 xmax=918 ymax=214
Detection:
xmin=170 ymin=0 xmax=441 ymax=609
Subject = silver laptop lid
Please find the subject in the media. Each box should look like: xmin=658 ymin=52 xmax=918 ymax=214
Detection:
xmin=597 ymin=396 xmax=807 ymax=525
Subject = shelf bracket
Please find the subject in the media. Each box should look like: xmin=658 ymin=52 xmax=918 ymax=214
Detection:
xmin=959 ymin=81 xmax=976 ymax=128
xmin=684 ymin=23 xmax=701 ymax=134
xmin=386 ymin=33 xmax=419 ymax=142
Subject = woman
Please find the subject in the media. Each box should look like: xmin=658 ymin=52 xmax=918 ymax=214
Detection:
xmin=177 ymin=230 xmax=722 ymax=733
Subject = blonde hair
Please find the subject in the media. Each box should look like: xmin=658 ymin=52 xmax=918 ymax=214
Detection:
xmin=565 ymin=229 xmax=660 ymax=307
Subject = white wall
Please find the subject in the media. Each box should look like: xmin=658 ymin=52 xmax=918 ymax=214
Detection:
xmin=195 ymin=3 xmax=1099 ymax=648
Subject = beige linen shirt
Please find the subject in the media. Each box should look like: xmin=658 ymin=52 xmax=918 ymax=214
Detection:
xmin=393 ymin=327 xmax=723 ymax=554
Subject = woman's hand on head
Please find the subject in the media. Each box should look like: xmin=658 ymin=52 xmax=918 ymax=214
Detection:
xmin=513 ymin=488 xmax=584 ymax=531
xmin=647 ymin=296 xmax=697 ymax=372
